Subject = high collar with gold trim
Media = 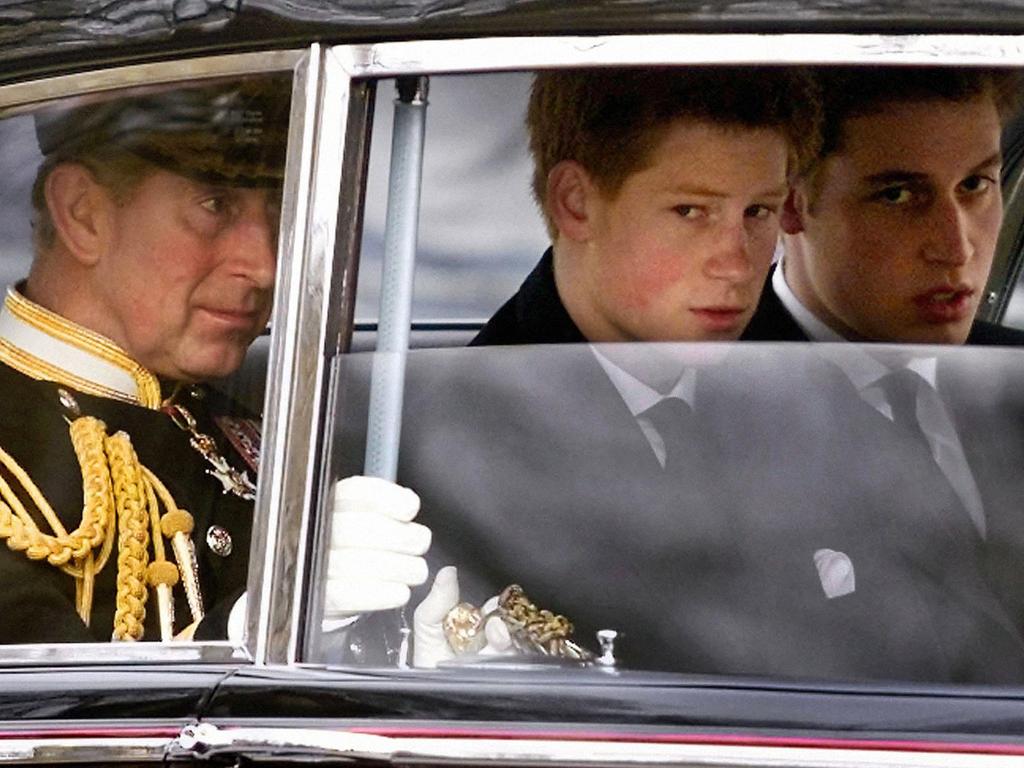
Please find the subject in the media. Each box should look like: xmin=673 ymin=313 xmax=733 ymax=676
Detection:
xmin=0 ymin=286 xmax=162 ymax=409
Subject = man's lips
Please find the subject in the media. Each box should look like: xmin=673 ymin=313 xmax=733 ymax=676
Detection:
xmin=198 ymin=306 xmax=263 ymax=329
xmin=912 ymin=286 xmax=974 ymax=324
xmin=690 ymin=306 xmax=747 ymax=331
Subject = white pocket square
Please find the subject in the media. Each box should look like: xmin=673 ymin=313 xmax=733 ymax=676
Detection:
xmin=813 ymin=548 xmax=856 ymax=599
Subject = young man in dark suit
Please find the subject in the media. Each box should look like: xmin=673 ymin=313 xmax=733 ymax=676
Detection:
xmin=402 ymin=67 xmax=823 ymax=669
xmin=735 ymin=67 xmax=1024 ymax=682
xmin=743 ymin=67 xmax=1024 ymax=346
xmin=474 ymin=68 xmax=819 ymax=348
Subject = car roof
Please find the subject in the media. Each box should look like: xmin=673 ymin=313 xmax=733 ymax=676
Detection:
xmin=3 ymin=0 xmax=1024 ymax=86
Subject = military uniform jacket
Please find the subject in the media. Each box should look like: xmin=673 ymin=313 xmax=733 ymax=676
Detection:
xmin=0 ymin=292 xmax=256 ymax=643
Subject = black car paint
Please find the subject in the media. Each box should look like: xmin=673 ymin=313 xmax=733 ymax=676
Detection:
xmin=1 ymin=665 xmax=1022 ymax=747
xmin=5 ymin=1 xmax=1024 ymax=86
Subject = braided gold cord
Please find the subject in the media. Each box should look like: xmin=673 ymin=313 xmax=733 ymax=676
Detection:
xmin=67 ymin=418 xmax=117 ymax=569
xmin=105 ymin=432 xmax=151 ymax=641
xmin=76 ymin=551 xmax=95 ymax=626
xmin=0 ymin=469 xmax=47 ymax=558
xmin=0 ymin=418 xmax=112 ymax=570
xmin=0 ymin=405 xmax=198 ymax=640
xmin=143 ymin=478 xmax=167 ymax=562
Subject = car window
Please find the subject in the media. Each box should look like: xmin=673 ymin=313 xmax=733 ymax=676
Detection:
xmin=317 ymin=340 xmax=1024 ymax=684
xmin=308 ymin=63 xmax=1024 ymax=689
xmin=356 ymin=73 xmax=546 ymax=324
xmin=0 ymin=71 xmax=292 ymax=650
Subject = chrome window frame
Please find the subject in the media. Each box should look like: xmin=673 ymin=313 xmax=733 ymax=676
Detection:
xmin=297 ymin=32 xmax=1024 ymax=665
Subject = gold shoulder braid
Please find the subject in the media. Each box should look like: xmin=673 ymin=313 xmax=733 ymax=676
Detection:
xmin=0 ymin=390 xmax=203 ymax=641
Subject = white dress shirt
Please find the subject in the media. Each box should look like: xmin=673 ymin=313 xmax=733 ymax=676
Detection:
xmin=773 ymin=259 xmax=986 ymax=536
xmin=591 ymin=346 xmax=697 ymax=469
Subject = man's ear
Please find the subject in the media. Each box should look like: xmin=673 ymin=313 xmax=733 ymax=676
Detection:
xmin=780 ymin=186 xmax=808 ymax=236
xmin=547 ymin=160 xmax=594 ymax=243
xmin=43 ymin=163 xmax=111 ymax=266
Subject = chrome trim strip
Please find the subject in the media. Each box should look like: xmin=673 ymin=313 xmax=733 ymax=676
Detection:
xmin=986 ymin=160 xmax=1024 ymax=322
xmin=0 ymin=641 xmax=245 ymax=665
xmin=302 ymin=81 xmax=376 ymax=658
xmin=173 ymin=723 xmax=1024 ymax=767
xmin=0 ymin=737 xmax=168 ymax=764
xmin=251 ymin=45 xmax=352 ymax=665
xmin=0 ymin=50 xmax=303 ymax=113
xmin=342 ymin=33 xmax=1024 ymax=75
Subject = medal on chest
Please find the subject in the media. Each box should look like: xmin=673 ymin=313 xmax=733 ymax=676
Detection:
xmin=164 ymin=404 xmax=257 ymax=501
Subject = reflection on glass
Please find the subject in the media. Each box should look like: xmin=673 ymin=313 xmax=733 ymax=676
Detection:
xmin=317 ymin=342 xmax=1024 ymax=686
xmin=0 ymin=75 xmax=290 ymax=643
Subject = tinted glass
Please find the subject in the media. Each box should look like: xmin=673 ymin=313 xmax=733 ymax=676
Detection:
xmin=0 ymin=74 xmax=290 ymax=644
xmin=312 ymin=66 xmax=1024 ymax=688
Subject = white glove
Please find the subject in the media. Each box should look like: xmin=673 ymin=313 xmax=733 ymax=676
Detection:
xmin=413 ymin=566 xmax=512 ymax=668
xmin=324 ymin=475 xmax=432 ymax=617
xmin=227 ymin=593 xmax=247 ymax=643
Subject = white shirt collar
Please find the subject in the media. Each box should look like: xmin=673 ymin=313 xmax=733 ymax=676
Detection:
xmin=772 ymin=256 xmax=845 ymax=343
xmin=813 ymin=343 xmax=939 ymax=391
xmin=772 ymin=258 xmax=938 ymax=388
xmin=591 ymin=345 xmax=697 ymax=417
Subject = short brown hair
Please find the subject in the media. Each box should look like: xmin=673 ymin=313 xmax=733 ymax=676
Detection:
xmin=527 ymin=66 xmax=822 ymax=235
xmin=31 ymin=149 xmax=152 ymax=252
xmin=810 ymin=66 xmax=1024 ymax=171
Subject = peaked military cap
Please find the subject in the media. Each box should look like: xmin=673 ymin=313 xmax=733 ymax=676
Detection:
xmin=34 ymin=75 xmax=291 ymax=187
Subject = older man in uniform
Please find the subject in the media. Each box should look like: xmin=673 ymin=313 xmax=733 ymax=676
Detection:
xmin=0 ymin=77 xmax=428 ymax=643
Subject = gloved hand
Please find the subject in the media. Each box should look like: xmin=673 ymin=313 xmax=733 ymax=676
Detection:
xmin=413 ymin=565 xmax=512 ymax=668
xmin=324 ymin=476 xmax=432 ymax=617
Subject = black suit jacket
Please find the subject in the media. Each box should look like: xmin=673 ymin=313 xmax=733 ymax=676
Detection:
xmin=741 ymin=266 xmax=1024 ymax=345
xmin=724 ymin=350 xmax=1024 ymax=683
xmin=334 ymin=345 xmax=760 ymax=673
xmin=740 ymin=267 xmax=1024 ymax=663
xmin=471 ymin=249 xmax=585 ymax=347
xmin=940 ymin=352 xmax=1024 ymax=637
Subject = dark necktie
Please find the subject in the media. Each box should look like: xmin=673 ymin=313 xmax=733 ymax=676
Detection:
xmin=640 ymin=396 xmax=697 ymax=474
xmin=876 ymin=367 xmax=984 ymax=539
xmin=877 ymin=367 xmax=932 ymax=455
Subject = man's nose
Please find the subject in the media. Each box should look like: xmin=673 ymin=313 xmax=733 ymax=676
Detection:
xmin=922 ymin=198 xmax=974 ymax=266
xmin=704 ymin=222 xmax=754 ymax=281
xmin=226 ymin=201 xmax=278 ymax=290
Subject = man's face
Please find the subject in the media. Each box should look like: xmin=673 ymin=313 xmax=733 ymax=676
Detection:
xmin=574 ymin=120 xmax=789 ymax=341
xmin=785 ymin=95 xmax=1003 ymax=344
xmin=90 ymin=168 xmax=279 ymax=380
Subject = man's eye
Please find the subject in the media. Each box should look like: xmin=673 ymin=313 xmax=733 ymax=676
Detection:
xmin=200 ymin=197 xmax=226 ymax=214
xmin=875 ymin=186 xmax=913 ymax=205
xmin=744 ymin=204 xmax=775 ymax=220
xmin=673 ymin=205 xmax=704 ymax=220
xmin=959 ymin=175 xmax=995 ymax=195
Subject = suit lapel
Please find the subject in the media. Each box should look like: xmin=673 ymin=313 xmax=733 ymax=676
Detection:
xmin=741 ymin=267 xmax=810 ymax=341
